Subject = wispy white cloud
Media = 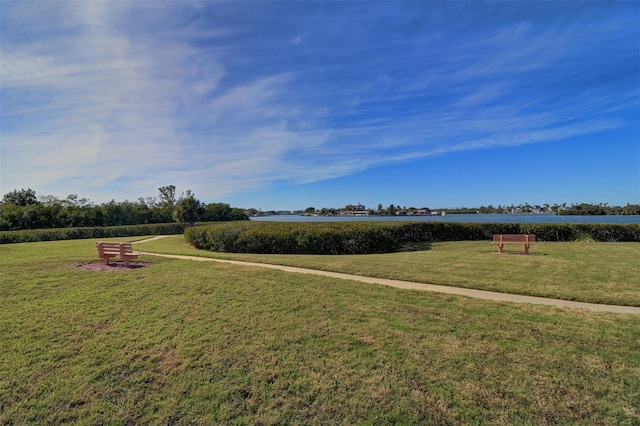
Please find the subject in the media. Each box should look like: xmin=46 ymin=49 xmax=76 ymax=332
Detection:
xmin=1 ymin=1 xmax=637 ymax=203
xmin=1 ymin=1 xmax=222 ymax=199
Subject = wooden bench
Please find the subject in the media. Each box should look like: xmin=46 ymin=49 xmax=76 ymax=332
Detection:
xmin=96 ymin=242 xmax=140 ymax=266
xmin=492 ymin=234 xmax=536 ymax=255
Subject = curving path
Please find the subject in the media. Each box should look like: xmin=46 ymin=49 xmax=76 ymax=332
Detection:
xmin=133 ymin=238 xmax=640 ymax=314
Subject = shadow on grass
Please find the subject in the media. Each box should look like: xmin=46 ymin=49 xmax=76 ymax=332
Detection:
xmin=396 ymin=241 xmax=432 ymax=252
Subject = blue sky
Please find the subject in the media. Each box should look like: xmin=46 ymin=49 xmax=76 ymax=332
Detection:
xmin=1 ymin=1 xmax=638 ymax=210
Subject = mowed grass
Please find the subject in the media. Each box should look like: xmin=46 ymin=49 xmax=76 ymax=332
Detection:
xmin=138 ymin=236 xmax=640 ymax=306
xmin=1 ymin=239 xmax=639 ymax=425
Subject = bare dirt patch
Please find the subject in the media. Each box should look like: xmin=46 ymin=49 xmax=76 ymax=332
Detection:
xmin=73 ymin=261 xmax=150 ymax=271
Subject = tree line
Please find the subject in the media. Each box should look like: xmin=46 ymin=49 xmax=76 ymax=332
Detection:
xmin=300 ymin=202 xmax=640 ymax=216
xmin=556 ymin=203 xmax=640 ymax=216
xmin=0 ymin=186 xmax=248 ymax=231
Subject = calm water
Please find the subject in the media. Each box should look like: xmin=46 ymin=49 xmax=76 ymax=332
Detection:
xmin=251 ymin=214 xmax=640 ymax=224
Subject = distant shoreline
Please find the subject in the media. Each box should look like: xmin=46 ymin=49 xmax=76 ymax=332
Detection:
xmin=251 ymin=213 xmax=640 ymax=225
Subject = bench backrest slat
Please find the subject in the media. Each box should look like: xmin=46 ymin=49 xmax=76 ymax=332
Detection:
xmin=96 ymin=242 xmax=135 ymax=255
xmin=492 ymin=234 xmax=536 ymax=243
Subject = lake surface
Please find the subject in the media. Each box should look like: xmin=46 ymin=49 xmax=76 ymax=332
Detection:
xmin=251 ymin=214 xmax=640 ymax=224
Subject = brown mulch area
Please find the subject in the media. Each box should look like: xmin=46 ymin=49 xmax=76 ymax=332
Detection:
xmin=73 ymin=261 xmax=150 ymax=271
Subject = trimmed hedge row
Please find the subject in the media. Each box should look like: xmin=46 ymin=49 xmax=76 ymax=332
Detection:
xmin=185 ymin=221 xmax=408 ymax=254
xmin=0 ymin=222 xmax=185 ymax=244
xmin=393 ymin=222 xmax=640 ymax=243
xmin=185 ymin=222 xmax=411 ymax=254
xmin=185 ymin=221 xmax=640 ymax=255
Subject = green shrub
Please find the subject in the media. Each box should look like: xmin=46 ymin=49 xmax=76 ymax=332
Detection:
xmin=522 ymin=223 xmax=640 ymax=242
xmin=573 ymin=232 xmax=595 ymax=242
xmin=0 ymin=223 xmax=185 ymax=244
xmin=184 ymin=221 xmax=640 ymax=254
xmin=185 ymin=221 xmax=408 ymax=254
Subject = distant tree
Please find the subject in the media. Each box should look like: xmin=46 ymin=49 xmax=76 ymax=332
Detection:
xmin=230 ymin=208 xmax=249 ymax=221
xmin=568 ymin=203 xmax=606 ymax=215
xmin=304 ymin=207 xmax=316 ymax=214
xmin=204 ymin=203 xmax=230 ymax=221
xmin=319 ymin=207 xmax=337 ymax=216
xmin=203 ymin=203 xmax=249 ymax=221
xmin=144 ymin=196 xmax=158 ymax=208
xmin=2 ymin=188 xmax=38 ymax=206
xmin=622 ymin=203 xmax=640 ymax=215
xmin=158 ymin=185 xmax=177 ymax=209
xmin=62 ymin=194 xmax=93 ymax=208
xmin=39 ymin=194 xmax=62 ymax=207
xmin=173 ymin=190 xmax=204 ymax=226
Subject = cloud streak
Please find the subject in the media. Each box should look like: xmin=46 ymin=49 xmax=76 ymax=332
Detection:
xmin=1 ymin=1 xmax=637 ymax=204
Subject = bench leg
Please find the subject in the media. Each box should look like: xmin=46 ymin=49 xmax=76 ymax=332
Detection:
xmin=123 ymin=257 xmax=130 ymax=267
xmin=524 ymin=244 xmax=529 ymax=255
xmin=498 ymin=243 xmax=504 ymax=254
xmin=104 ymin=255 xmax=113 ymax=265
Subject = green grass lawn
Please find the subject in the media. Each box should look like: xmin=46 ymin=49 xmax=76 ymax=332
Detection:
xmin=137 ymin=236 xmax=640 ymax=306
xmin=1 ymin=238 xmax=639 ymax=424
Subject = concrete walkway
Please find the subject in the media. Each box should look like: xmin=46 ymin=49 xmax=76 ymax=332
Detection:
xmin=133 ymin=239 xmax=640 ymax=314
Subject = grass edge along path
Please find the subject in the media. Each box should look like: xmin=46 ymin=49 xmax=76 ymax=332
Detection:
xmin=134 ymin=239 xmax=640 ymax=315
xmin=133 ymin=236 xmax=640 ymax=306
